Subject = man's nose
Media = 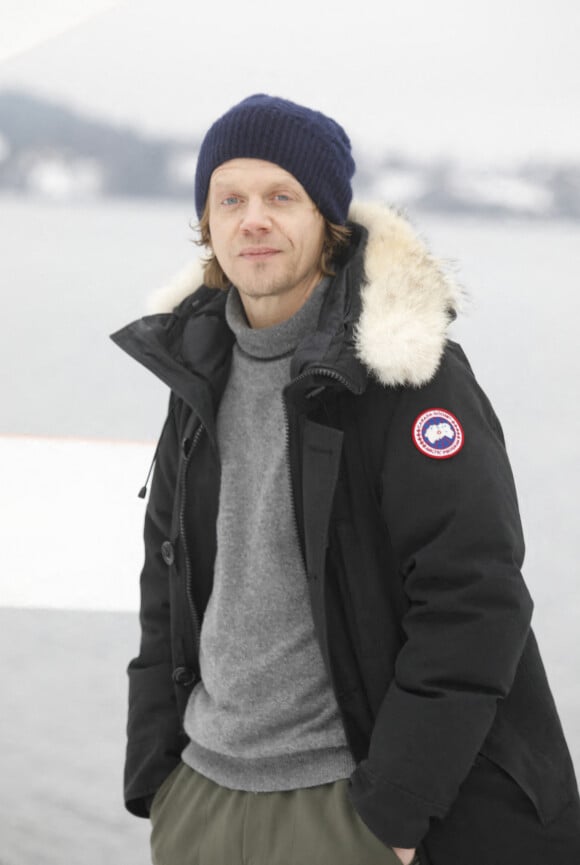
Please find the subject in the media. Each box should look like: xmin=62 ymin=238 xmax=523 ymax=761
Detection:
xmin=239 ymin=199 xmax=272 ymax=232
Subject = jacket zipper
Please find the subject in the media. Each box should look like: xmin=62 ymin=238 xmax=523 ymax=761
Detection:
xmin=179 ymin=423 xmax=204 ymax=663
xmin=294 ymin=365 xmax=362 ymax=396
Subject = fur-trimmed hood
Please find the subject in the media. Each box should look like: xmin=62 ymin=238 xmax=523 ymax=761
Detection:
xmin=146 ymin=202 xmax=462 ymax=388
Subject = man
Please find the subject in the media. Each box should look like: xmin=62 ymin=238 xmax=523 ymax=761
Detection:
xmin=112 ymin=94 xmax=580 ymax=865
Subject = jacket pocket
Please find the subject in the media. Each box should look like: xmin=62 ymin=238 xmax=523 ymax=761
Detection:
xmin=479 ymin=715 xmax=574 ymax=824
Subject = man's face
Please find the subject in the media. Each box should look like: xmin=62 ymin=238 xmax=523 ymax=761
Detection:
xmin=207 ymin=158 xmax=326 ymax=326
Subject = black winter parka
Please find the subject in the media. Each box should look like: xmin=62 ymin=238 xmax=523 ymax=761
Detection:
xmin=112 ymin=203 xmax=579 ymax=862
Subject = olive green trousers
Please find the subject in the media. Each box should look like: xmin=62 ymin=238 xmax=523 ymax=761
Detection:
xmin=150 ymin=761 xmax=413 ymax=865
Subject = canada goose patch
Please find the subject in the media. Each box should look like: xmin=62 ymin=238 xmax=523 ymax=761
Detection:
xmin=412 ymin=408 xmax=464 ymax=459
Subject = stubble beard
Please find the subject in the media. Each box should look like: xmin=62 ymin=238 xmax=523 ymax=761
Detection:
xmin=232 ymin=260 xmax=300 ymax=299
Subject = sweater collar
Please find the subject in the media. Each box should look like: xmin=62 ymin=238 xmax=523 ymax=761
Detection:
xmin=225 ymin=278 xmax=331 ymax=361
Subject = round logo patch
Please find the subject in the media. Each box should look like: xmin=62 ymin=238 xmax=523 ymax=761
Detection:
xmin=412 ymin=408 xmax=464 ymax=459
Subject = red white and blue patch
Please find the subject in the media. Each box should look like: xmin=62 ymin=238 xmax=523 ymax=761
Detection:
xmin=412 ymin=408 xmax=464 ymax=459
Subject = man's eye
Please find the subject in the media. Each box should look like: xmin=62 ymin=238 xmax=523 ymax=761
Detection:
xmin=273 ymin=193 xmax=291 ymax=202
xmin=222 ymin=196 xmax=240 ymax=206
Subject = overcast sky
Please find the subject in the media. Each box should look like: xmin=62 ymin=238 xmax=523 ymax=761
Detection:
xmin=1 ymin=0 xmax=579 ymax=164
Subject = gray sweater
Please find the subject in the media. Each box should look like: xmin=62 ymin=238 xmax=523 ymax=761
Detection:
xmin=182 ymin=281 xmax=356 ymax=791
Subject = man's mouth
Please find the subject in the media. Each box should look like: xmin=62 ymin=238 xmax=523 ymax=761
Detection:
xmin=239 ymin=248 xmax=280 ymax=260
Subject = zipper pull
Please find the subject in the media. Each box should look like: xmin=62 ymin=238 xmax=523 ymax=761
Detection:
xmin=306 ymin=385 xmax=326 ymax=400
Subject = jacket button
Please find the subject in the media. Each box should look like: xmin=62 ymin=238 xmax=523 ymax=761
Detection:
xmin=161 ymin=540 xmax=175 ymax=566
xmin=172 ymin=666 xmax=196 ymax=687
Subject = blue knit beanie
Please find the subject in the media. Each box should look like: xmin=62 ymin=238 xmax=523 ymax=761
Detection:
xmin=194 ymin=94 xmax=355 ymax=225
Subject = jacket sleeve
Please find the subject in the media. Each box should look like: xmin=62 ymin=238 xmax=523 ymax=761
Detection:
xmin=124 ymin=396 xmax=187 ymax=817
xmin=349 ymin=342 xmax=533 ymax=847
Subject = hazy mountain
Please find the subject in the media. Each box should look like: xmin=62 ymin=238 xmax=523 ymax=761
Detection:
xmin=1 ymin=89 xmax=578 ymax=220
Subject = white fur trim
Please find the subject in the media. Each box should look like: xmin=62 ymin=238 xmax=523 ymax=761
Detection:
xmin=146 ymin=203 xmax=462 ymax=387
xmin=146 ymin=258 xmax=206 ymax=315
xmin=350 ymin=202 xmax=462 ymax=387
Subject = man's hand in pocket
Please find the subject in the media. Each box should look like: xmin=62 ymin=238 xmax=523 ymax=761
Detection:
xmin=392 ymin=847 xmax=417 ymax=865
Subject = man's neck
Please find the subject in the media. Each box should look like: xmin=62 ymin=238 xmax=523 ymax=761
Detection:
xmin=238 ymin=274 xmax=323 ymax=329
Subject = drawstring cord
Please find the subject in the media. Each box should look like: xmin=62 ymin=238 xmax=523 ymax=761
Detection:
xmin=138 ymin=401 xmax=176 ymax=499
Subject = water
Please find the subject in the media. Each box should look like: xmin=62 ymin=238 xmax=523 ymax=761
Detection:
xmin=1 ymin=196 xmax=579 ymax=863
xmin=0 ymin=195 xmax=197 ymax=440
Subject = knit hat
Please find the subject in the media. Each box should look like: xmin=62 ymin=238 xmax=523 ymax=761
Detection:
xmin=194 ymin=94 xmax=355 ymax=225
